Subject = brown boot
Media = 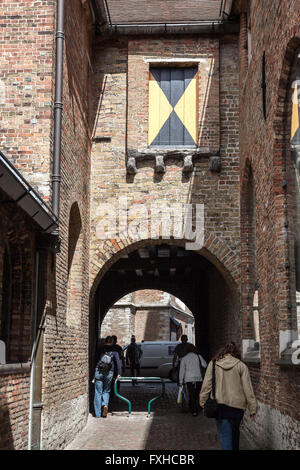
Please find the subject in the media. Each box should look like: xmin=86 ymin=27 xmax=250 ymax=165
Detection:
xmin=102 ymin=405 xmax=108 ymax=418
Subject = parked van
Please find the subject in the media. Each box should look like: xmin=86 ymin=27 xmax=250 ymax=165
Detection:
xmin=123 ymin=341 xmax=180 ymax=381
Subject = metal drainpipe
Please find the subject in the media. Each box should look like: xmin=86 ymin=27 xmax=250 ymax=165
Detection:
xmin=52 ymin=0 xmax=65 ymax=224
xmin=28 ymin=251 xmax=39 ymax=450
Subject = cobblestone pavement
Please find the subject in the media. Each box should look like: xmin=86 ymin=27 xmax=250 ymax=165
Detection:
xmin=66 ymin=381 xmax=252 ymax=451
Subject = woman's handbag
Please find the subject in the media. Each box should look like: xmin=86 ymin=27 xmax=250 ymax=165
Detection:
xmin=203 ymin=360 xmax=218 ymax=418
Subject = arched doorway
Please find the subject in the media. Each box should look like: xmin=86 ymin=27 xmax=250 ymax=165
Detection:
xmin=89 ymin=240 xmax=239 ymax=409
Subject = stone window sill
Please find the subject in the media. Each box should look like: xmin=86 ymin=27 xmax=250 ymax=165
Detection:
xmin=243 ymin=352 xmax=261 ymax=366
xmin=0 ymin=362 xmax=31 ymax=375
xmin=275 ymin=357 xmax=300 ymax=368
xmin=276 ymin=346 xmax=300 ymax=368
xmin=126 ymin=147 xmax=221 ymax=174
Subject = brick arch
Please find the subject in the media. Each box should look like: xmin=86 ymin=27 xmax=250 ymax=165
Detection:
xmin=273 ymin=35 xmax=300 ymax=334
xmin=66 ymin=202 xmax=84 ymax=328
xmin=89 ymin=235 xmax=240 ymax=305
xmin=88 ymin=237 xmax=241 ymax=408
xmin=273 ymin=36 xmax=300 ymax=194
xmin=99 ymin=279 xmax=197 ymax=318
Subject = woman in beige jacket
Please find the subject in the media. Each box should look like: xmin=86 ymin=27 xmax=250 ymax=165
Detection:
xmin=199 ymin=341 xmax=258 ymax=450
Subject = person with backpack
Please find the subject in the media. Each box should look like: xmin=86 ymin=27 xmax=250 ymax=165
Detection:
xmin=125 ymin=335 xmax=143 ymax=386
xmin=199 ymin=341 xmax=258 ymax=450
xmin=178 ymin=343 xmax=207 ymax=416
xmin=94 ymin=336 xmax=121 ymax=418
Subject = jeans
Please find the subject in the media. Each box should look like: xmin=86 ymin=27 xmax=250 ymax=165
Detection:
xmin=216 ymin=417 xmax=242 ymax=450
xmin=94 ymin=370 xmax=114 ymax=417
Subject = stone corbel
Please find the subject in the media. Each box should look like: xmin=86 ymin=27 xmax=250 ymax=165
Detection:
xmin=209 ymin=156 xmax=221 ymax=173
xmin=126 ymin=148 xmax=219 ymax=174
xmin=127 ymin=156 xmax=137 ymax=175
xmin=182 ymin=155 xmax=194 ymax=173
xmin=155 ymin=155 xmax=166 ymax=174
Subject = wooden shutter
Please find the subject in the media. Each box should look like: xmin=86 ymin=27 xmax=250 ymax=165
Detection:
xmin=148 ymin=67 xmax=197 ymax=147
xmin=291 ymin=62 xmax=300 ymax=145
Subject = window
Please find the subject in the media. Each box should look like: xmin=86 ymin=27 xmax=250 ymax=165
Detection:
xmin=148 ymin=67 xmax=197 ymax=147
xmin=247 ymin=0 xmax=252 ymax=65
xmin=291 ymin=58 xmax=300 ymax=146
xmin=241 ymin=163 xmax=260 ymax=360
xmin=66 ymin=203 xmax=83 ymax=328
xmin=291 ymin=54 xmax=300 ymax=337
xmin=0 ymin=247 xmax=12 ymax=363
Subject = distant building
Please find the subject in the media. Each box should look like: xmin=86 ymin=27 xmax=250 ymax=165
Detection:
xmin=101 ymin=290 xmax=195 ymax=346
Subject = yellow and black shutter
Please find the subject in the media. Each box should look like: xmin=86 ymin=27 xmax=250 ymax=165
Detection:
xmin=148 ymin=67 xmax=197 ymax=147
xmin=291 ymin=62 xmax=300 ymax=145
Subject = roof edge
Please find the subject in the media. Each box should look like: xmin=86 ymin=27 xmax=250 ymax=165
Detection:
xmin=0 ymin=151 xmax=59 ymax=234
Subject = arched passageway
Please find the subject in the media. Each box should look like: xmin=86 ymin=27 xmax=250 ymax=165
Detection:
xmin=101 ymin=288 xmax=195 ymax=346
xmin=89 ymin=241 xmax=240 ymax=407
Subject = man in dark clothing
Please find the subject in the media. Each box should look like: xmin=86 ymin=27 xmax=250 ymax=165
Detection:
xmin=110 ymin=335 xmax=125 ymax=397
xmin=172 ymin=335 xmax=192 ymax=383
xmin=111 ymin=335 xmax=125 ymax=375
xmin=125 ymin=335 xmax=143 ymax=386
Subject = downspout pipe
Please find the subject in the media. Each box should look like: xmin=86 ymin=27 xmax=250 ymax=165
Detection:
xmin=52 ymin=0 xmax=65 ymax=228
xmin=28 ymin=252 xmax=40 ymax=450
xmin=28 ymin=0 xmax=65 ymax=449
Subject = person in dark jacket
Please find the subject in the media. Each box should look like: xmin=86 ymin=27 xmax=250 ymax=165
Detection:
xmin=94 ymin=336 xmax=121 ymax=418
xmin=125 ymin=335 xmax=143 ymax=386
xmin=172 ymin=334 xmax=192 ymax=384
xmin=110 ymin=335 xmax=125 ymax=398
xmin=111 ymin=335 xmax=126 ymax=375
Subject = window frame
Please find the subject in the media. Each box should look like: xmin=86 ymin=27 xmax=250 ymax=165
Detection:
xmin=148 ymin=63 xmax=199 ymax=149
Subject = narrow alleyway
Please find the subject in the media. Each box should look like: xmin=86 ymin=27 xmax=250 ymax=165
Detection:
xmin=66 ymin=382 xmax=254 ymax=451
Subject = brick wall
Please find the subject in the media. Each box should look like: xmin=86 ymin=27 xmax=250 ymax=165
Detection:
xmin=101 ymin=305 xmax=135 ymax=347
xmin=40 ymin=0 xmax=93 ymax=450
xmin=0 ymin=187 xmax=39 ymax=449
xmin=239 ymin=0 xmax=300 ymax=448
xmin=0 ymin=371 xmax=30 ymax=449
xmin=0 ymin=0 xmax=56 ymax=200
xmin=135 ymin=308 xmax=170 ymax=342
xmin=0 ymin=0 xmax=94 ymax=451
xmin=90 ymin=34 xmax=241 ymax=294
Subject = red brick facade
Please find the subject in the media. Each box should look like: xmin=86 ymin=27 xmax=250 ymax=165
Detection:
xmin=239 ymin=0 xmax=300 ymax=449
xmin=0 ymin=0 xmax=93 ymax=450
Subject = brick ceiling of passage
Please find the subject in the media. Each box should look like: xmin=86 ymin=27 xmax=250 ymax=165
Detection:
xmin=105 ymin=0 xmax=224 ymax=24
